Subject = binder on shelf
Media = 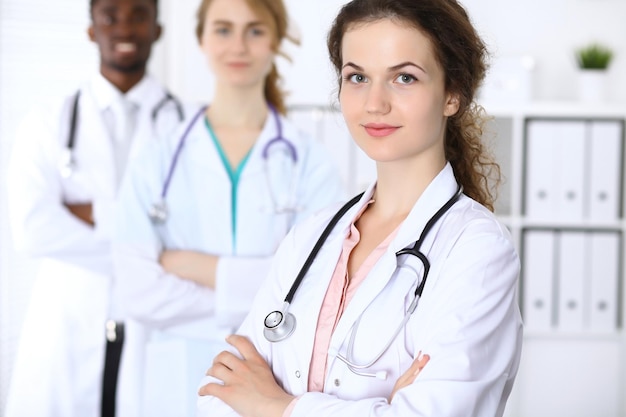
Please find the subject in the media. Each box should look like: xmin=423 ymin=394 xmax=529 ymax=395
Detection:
xmin=525 ymin=119 xmax=588 ymax=221
xmin=557 ymin=231 xmax=585 ymax=331
xmin=587 ymin=121 xmax=623 ymax=221
xmin=588 ymin=232 xmax=620 ymax=332
xmin=522 ymin=230 xmax=555 ymax=331
xmin=554 ymin=121 xmax=586 ymax=221
xmin=524 ymin=121 xmax=558 ymax=219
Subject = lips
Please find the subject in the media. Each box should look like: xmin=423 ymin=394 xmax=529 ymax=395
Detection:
xmin=363 ymin=123 xmax=400 ymax=137
xmin=227 ymin=62 xmax=250 ymax=69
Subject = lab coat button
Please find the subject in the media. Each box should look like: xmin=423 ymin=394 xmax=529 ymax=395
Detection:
xmin=334 ymin=378 xmax=341 ymax=387
xmin=295 ymin=371 xmax=301 ymax=378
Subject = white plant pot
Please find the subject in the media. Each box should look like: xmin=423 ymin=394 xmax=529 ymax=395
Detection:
xmin=578 ymin=69 xmax=608 ymax=103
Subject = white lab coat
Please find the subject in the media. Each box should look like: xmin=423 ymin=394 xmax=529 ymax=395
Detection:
xmin=112 ymin=109 xmax=345 ymax=417
xmin=5 ymin=73 xmax=190 ymax=417
xmin=197 ymin=163 xmax=523 ymax=417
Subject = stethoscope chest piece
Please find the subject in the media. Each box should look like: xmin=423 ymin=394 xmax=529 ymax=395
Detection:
xmin=149 ymin=200 xmax=168 ymax=224
xmin=263 ymin=309 xmax=296 ymax=343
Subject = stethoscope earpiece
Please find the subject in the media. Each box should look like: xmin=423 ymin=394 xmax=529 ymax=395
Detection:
xmin=263 ymin=309 xmax=296 ymax=343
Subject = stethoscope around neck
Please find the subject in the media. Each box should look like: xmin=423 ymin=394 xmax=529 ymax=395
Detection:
xmin=60 ymin=89 xmax=184 ymax=179
xmin=263 ymin=185 xmax=463 ymax=379
xmin=148 ymin=103 xmax=298 ymax=224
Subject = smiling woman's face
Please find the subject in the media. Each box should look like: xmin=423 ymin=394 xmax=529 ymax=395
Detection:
xmin=199 ymin=0 xmax=275 ymax=90
xmin=339 ymin=19 xmax=459 ymax=167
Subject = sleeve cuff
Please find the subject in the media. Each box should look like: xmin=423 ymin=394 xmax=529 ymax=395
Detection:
xmin=282 ymin=396 xmax=301 ymax=417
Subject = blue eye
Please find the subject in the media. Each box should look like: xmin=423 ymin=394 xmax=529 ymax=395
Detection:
xmin=250 ymin=27 xmax=266 ymax=37
xmin=215 ymin=27 xmax=230 ymax=36
xmin=347 ymin=73 xmax=367 ymax=83
xmin=396 ymin=73 xmax=416 ymax=84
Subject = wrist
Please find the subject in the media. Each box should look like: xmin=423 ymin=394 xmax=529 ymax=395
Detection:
xmin=264 ymin=394 xmax=295 ymax=417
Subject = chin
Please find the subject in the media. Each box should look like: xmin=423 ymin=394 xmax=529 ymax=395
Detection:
xmin=110 ymin=60 xmax=147 ymax=74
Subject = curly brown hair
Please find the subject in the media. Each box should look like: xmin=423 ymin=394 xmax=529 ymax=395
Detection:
xmin=195 ymin=0 xmax=298 ymax=115
xmin=327 ymin=0 xmax=500 ymax=211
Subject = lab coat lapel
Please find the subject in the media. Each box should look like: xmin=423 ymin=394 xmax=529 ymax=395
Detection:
xmin=79 ymin=87 xmax=117 ymax=198
xmin=126 ymin=77 xmax=169 ymax=161
xmin=328 ymin=251 xmax=397 ymax=357
xmin=328 ymin=164 xmax=460 ymax=357
xmin=288 ymin=190 xmax=374 ymax=380
xmin=239 ymin=109 xmax=279 ymax=176
xmin=185 ymin=116 xmax=231 ymax=178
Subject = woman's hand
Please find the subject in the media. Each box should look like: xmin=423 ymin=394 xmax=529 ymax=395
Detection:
xmin=159 ymin=250 xmax=217 ymax=288
xmin=199 ymin=335 xmax=294 ymax=417
xmin=389 ymin=351 xmax=430 ymax=402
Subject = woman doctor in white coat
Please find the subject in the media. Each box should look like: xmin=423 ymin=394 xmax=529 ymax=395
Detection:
xmin=112 ymin=0 xmax=344 ymax=415
xmin=196 ymin=0 xmax=523 ymax=416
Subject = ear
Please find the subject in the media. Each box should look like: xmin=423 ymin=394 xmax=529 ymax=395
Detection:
xmin=154 ymin=23 xmax=163 ymax=42
xmin=87 ymin=24 xmax=96 ymax=43
xmin=443 ymin=93 xmax=460 ymax=117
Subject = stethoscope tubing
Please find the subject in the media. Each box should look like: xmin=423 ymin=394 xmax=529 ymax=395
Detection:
xmin=151 ymin=104 xmax=299 ymax=224
xmin=61 ymin=89 xmax=184 ymax=178
xmin=159 ymin=106 xmax=208 ymax=200
xmin=264 ymin=185 xmax=464 ymax=369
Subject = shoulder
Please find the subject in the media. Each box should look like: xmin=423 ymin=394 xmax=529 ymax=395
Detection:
xmin=441 ymin=195 xmax=518 ymax=264
xmin=15 ymin=87 xmax=84 ymax=144
xmin=279 ymin=114 xmax=314 ymax=143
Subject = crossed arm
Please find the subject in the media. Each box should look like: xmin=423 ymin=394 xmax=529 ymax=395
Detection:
xmin=198 ymin=335 xmax=430 ymax=417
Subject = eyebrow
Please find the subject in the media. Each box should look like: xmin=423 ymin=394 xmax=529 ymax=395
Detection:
xmin=342 ymin=61 xmax=426 ymax=73
xmin=211 ymin=20 xmax=268 ymax=27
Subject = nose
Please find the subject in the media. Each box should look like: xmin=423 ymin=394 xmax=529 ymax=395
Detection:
xmin=113 ymin=16 xmax=135 ymax=38
xmin=231 ymin=32 xmax=249 ymax=54
xmin=365 ymin=82 xmax=391 ymax=115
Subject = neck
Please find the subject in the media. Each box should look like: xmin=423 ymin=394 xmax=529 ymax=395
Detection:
xmin=371 ymin=157 xmax=446 ymax=220
xmin=209 ymin=86 xmax=268 ymax=128
xmin=101 ymin=67 xmax=145 ymax=94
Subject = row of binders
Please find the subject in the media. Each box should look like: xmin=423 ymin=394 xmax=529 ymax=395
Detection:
xmin=524 ymin=118 xmax=624 ymax=221
xmin=522 ymin=229 xmax=621 ymax=332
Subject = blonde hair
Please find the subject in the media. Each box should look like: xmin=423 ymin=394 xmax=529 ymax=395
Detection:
xmin=195 ymin=0 xmax=299 ymax=115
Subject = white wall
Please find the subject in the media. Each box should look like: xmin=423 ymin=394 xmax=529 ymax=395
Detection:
xmin=160 ymin=0 xmax=626 ymax=106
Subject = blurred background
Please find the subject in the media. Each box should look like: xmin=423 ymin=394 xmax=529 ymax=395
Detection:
xmin=1 ymin=0 xmax=625 ymax=416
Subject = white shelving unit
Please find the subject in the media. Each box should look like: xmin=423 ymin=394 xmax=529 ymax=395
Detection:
xmin=486 ymin=101 xmax=626 ymax=417
xmin=289 ymin=101 xmax=626 ymax=417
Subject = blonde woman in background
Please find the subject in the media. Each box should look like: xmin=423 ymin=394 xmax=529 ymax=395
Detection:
xmin=112 ymin=0 xmax=345 ymax=415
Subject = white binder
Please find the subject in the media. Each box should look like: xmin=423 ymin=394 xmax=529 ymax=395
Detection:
xmin=522 ymin=230 xmax=555 ymax=330
xmin=589 ymin=232 xmax=620 ymax=332
xmin=554 ymin=121 xmax=586 ymax=220
xmin=525 ymin=121 xmax=557 ymax=218
xmin=557 ymin=231 xmax=585 ymax=331
xmin=525 ymin=120 xmax=587 ymax=220
xmin=588 ymin=121 xmax=623 ymax=221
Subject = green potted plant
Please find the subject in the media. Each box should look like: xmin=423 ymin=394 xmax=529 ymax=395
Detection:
xmin=575 ymin=43 xmax=614 ymax=102
xmin=576 ymin=43 xmax=613 ymax=70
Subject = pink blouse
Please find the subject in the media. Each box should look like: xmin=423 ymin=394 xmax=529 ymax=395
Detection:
xmin=282 ymin=200 xmax=400 ymax=417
